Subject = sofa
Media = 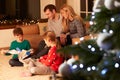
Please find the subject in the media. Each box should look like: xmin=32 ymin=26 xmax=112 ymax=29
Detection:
xmin=0 ymin=21 xmax=92 ymax=50
xmin=0 ymin=22 xmax=48 ymax=50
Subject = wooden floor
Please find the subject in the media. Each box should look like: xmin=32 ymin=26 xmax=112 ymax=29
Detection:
xmin=0 ymin=54 xmax=51 ymax=80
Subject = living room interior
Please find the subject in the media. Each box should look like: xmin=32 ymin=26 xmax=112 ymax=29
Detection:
xmin=0 ymin=0 xmax=106 ymax=80
xmin=1 ymin=0 xmax=120 ymax=80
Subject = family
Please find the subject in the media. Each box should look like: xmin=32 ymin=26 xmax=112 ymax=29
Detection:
xmin=2 ymin=4 xmax=87 ymax=77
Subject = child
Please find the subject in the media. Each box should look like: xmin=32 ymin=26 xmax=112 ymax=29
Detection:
xmin=21 ymin=31 xmax=64 ymax=77
xmin=4 ymin=27 xmax=31 ymax=67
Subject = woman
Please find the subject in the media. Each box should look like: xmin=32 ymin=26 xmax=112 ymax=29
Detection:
xmin=60 ymin=4 xmax=86 ymax=39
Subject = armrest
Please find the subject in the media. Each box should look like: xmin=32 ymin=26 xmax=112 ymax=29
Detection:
xmin=72 ymin=35 xmax=92 ymax=45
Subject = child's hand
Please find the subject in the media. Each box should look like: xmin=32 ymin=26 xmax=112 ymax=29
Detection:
xmin=60 ymin=34 xmax=67 ymax=45
xmin=29 ymin=49 xmax=34 ymax=54
xmin=0 ymin=49 xmax=8 ymax=54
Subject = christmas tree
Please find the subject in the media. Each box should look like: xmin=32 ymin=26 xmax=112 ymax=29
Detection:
xmin=57 ymin=0 xmax=120 ymax=80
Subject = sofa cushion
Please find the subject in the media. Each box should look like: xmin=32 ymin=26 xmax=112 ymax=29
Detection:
xmin=37 ymin=22 xmax=48 ymax=35
xmin=24 ymin=34 xmax=43 ymax=49
xmin=16 ymin=24 xmax=39 ymax=35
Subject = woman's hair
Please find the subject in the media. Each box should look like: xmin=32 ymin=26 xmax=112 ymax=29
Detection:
xmin=60 ymin=4 xmax=85 ymax=33
xmin=43 ymin=31 xmax=61 ymax=49
xmin=13 ymin=27 xmax=23 ymax=36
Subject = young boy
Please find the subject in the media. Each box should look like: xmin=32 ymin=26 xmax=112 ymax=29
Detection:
xmin=6 ymin=27 xmax=31 ymax=67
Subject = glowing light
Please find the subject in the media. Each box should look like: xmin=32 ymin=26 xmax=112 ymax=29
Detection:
xmin=89 ymin=34 xmax=94 ymax=39
xmin=109 ymin=30 xmax=113 ymax=34
xmin=101 ymin=68 xmax=108 ymax=75
xmin=100 ymin=48 xmax=103 ymax=51
xmin=92 ymin=12 xmax=95 ymax=15
xmin=104 ymin=53 xmax=107 ymax=57
xmin=102 ymin=29 xmax=107 ymax=33
xmin=87 ymin=67 xmax=91 ymax=71
xmin=72 ymin=65 xmax=77 ymax=69
xmin=88 ymin=45 xmax=92 ymax=49
xmin=75 ymin=42 xmax=79 ymax=45
xmin=111 ymin=17 xmax=115 ymax=22
xmin=80 ymin=37 xmax=84 ymax=41
xmin=115 ymin=63 xmax=119 ymax=68
xmin=92 ymin=66 xmax=96 ymax=70
xmin=91 ymin=47 xmax=95 ymax=52
xmin=92 ymin=16 xmax=95 ymax=19
xmin=79 ymin=64 xmax=84 ymax=68
xmin=90 ymin=21 xmax=94 ymax=25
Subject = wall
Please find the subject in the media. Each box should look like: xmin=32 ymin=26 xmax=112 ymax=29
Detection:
xmin=0 ymin=0 xmax=5 ymax=14
xmin=27 ymin=0 xmax=40 ymax=20
xmin=40 ymin=0 xmax=55 ymax=19
xmin=67 ymin=0 xmax=80 ymax=15
xmin=5 ymin=0 xmax=16 ymax=16
xmin=0 ymin=29 xmax=15 ymax=48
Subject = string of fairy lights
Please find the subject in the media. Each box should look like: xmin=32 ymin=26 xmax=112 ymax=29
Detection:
xmin=0 ymin=19 xmax=39 ymax=25
xmin=68 ymin=11 xmax=120 ymax=77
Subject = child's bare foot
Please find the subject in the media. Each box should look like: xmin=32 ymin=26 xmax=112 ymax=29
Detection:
xmin=20 ymin=71 xmax=32 ymax=77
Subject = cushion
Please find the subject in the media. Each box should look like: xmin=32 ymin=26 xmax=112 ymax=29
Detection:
xmin=16 ymin=24 xmax=39 ymax=35
xmin=37 ymin=22 xmax=48 ymax=35
xmin=24 ymin=34 xmax=43 ymax=49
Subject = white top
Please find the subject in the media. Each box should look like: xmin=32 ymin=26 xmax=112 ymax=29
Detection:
xmin=48 ymin=14 xmax=63 ymax=37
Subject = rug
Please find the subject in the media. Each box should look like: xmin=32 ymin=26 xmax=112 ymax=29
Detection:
xmin=0 ymin=54 xmax=50 ymax=80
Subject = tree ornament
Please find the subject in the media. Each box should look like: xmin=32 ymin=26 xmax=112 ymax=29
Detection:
xmin=114 ymin=0 xmax=120 ymax=7
xmin=104 ymin=0 xmax=115 ymax=10
xmin=97 ymin=33 xmax=112 ymax=50
xmin=100 ymin=68 xmax=109 ymax=77
xmin=58 ymin=61 xmax=72 ymax=78
xmin=116 ymin=50 xmax=120 ymax=59
xmin=67 ymin=57 xmax=76 ymax=66
xmin=93 ymin=0 xmax=105 ymax=12
xmin=93 ymin=0 xmax=120 ymax=11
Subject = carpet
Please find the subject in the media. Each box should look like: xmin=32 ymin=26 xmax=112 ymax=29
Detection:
xmin=0 ymin=54 xmax=50 ymax=80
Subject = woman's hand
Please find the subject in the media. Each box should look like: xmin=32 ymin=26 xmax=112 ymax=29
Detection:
xmin=60 ymin=33 xmax=67 ymax=46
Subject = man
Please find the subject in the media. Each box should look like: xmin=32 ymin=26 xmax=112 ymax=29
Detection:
xmin=44 ymin=4 xmax=63 ymax=37
xmin=30 ymin=4 xmax=63 ymax=59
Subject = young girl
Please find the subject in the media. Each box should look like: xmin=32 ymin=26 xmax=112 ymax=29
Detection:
xmin=21 ymin=31 xmax=64 ymax=77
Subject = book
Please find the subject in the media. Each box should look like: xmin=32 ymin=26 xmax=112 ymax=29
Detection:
xmin=19 ymin=49 xmax=33 ymax=60
xmin=7 ymin=49 xmax=20 ymax=54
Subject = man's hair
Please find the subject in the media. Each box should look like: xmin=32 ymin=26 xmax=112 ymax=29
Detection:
xmin=44 ymin=4 xmax=57 ymax=12
xmin=13 ymin=27 xmax=23 ymax=35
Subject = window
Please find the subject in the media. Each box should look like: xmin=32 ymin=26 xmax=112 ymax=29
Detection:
xmin=80 ymin=0 xmax=94 ymax=19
